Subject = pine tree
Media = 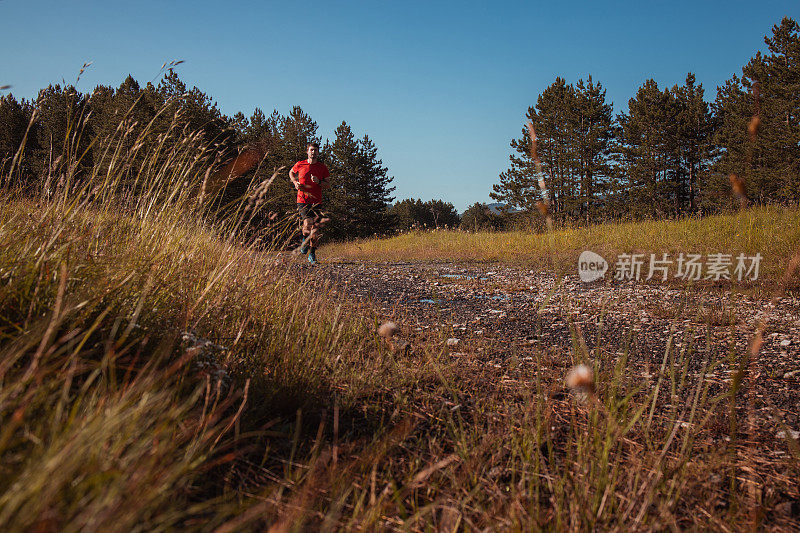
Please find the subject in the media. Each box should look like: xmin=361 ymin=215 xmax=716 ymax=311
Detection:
xmin=573 ymin=76 xmax=614 ymax=222
xmin=389 ymin=198 xmax=427 ymax=230
xmin=356 ymin=134 xmax=395 ymax=233
xmin=712 ymin=17 xmax=800 ymax=205
xmin=493 ymin=76 xmax=614 ymax=224
xmin=460 ymin=202 xmax=502 ymax=231
xmin=537 ymin=78 xmax=580 ymax=220
xmin=672 ymin=73 xmax=714 ymax=213
xmin=230 ymin=111 xmax=249 ymax=143
xmin=617 ymin=79 xmax=679 ymax=217
xmin=326 ymin=122 xmax=395 ymax=238
xmin=151 ymin=71 xmax=233 ymax=149
xmin=423 ymin=199 xmax=459 ymax=229
xmin=281 ymin=106 xmax=319 ymax=163
xmin=87 ymin=76 xmax=158 ymax=189
xmin=492 ymin=78 xmax=572 ymax=219
xmin=325 ymin=121 xmax=361 ymax=236
xmin=0 ymin=94 xmax=37 ymax=184
xmin=705 ymin=75 xmax=749 ymax=208
xmin=389 ymin=198 xmax=458 ymax=230
xmin=33 ymin=84 xmax=93 ymax=181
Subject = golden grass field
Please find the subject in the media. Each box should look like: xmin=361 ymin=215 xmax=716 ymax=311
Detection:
xmin=1 ymin=106 xmax=799 ymax=530
xmin=324 ymin=207 xmax=800 ymax=283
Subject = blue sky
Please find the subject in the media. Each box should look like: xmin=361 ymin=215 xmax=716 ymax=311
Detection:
xmin=1 ymin=0 xmax=797 ymax=211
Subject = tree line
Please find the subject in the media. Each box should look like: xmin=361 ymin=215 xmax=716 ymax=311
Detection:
xmin=2 ymin=18 xmax=796 ymax=238
xmin=492 ymin=17 xmax=800 ymax=225
xmin=0 ymin=70 xmax=396 ymax=240
xmin=0 ymin=71 xmax=470 ymax=237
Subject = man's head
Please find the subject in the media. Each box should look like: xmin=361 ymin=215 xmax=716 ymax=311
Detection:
xmin=306 ymin=142 xmax=319 ymax=162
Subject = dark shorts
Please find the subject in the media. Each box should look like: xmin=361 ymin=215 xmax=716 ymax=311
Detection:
xmin=297 ymin=203 xmax=323 ymax=220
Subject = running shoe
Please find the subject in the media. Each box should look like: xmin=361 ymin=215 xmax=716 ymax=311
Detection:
xmin=307 ymin=250 xmax=317 ymax=264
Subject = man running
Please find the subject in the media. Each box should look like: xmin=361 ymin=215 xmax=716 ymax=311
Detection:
xmin=289 ymin=142 xmax=330 ymax=264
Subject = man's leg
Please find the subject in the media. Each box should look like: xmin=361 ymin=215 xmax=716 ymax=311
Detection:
xmin=297 ymin=204 xmax=311 ymax=254
xmin=300 ymin=216 xmax=312 ymax=254
xmin=307 ymin=206 xmax=323 ymax=264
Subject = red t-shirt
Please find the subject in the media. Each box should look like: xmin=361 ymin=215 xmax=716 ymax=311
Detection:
xmin=291 ymin=160 xmax=330 ymax=203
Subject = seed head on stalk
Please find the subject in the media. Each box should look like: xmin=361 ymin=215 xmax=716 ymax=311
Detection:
xmin=526 ymin=121 xmax=553 ymax=230
xmin=244 ymin=166 xmax=286 ymax=213
xmin=729 ymin=173 xmax=748 ymax=207
xmin=565 ymin=364 xmax=595 ymax=395
xmin=732 ymin=80 xmax=761 ymax=209
xmin=204 ymin=141 xmax=270 ymax=202
xmin=378 ymin=321 xmax=398 ymax=339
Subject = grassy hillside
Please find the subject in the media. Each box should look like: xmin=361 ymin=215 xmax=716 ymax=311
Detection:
xmin=324 ymin=207 xmax=800 ymax=283
xmin=2 ymin=112 xmax=798 ymax=529
xmin=0 ymin=195 xmax=409 ymax=529
xmin=0 ymin=114 xmax=414 ymax=529
xmin=4 ymin=188 xmax=798 ymax=530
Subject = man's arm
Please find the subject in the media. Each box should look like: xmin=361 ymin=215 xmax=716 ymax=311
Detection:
xmin=317 ymin=166 xmax=331 ymax=190
xmin=289 ymin=168 xmax=310 ymax=190
xmin=289 ymin=168 xmax=300 ymax=190
xmin=308 ymin=173 xmax=330 ymax=190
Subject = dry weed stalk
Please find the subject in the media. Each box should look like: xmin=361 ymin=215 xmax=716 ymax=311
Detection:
xmin=201 ymin=140 xmax=270 ymax=204
xmin=729 ymin=80 xmax=762 ymax=208
xmin=245 ymin=166 xmax=286 ymax=214
xmin=731 ymin=78 xmax=800 ymax=526
xmin=565 ymin=364 xmax=595 ymax=394
xmin=526 ymin=121 xmax=553 ymax=230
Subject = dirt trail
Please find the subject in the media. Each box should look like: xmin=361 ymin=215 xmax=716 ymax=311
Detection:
xmin=307 ymin=260 xmax=800 ymax=433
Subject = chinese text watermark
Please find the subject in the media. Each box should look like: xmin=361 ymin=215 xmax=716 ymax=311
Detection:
xmin=578 ymin=251 xmax=762 ymax=283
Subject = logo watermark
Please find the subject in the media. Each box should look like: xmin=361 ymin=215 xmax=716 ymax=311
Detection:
xmin=578 ymin=251 xmax=762 ymax=283
xmin=578 ymin=250 xmax=609 ymax=282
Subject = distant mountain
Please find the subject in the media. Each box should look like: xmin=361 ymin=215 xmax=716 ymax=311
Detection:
xmin=486 ymin=202 xmax=522 ymax=214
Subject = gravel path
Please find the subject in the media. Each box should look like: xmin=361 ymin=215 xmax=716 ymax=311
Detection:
xmin=305 ymin=260 xmax=800 ymax=434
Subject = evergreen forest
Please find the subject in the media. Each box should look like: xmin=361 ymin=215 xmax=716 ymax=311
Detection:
xmin=0 ymin=69 xmax=396 ymax=241
xmin=492 ymin=17 xmax=800 ymax=225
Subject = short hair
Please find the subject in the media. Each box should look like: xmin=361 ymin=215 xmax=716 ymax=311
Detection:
xmin=307 ymin=142 xmax=319 ymax=150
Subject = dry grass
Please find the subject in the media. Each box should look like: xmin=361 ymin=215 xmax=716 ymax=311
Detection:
xmin=2 ymin=100 xmax=799 ymax=531
xmin=323 ymin=207 xmax=800 ymax=283
xmin=0 ymin=105 xmax=404 ymax=530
